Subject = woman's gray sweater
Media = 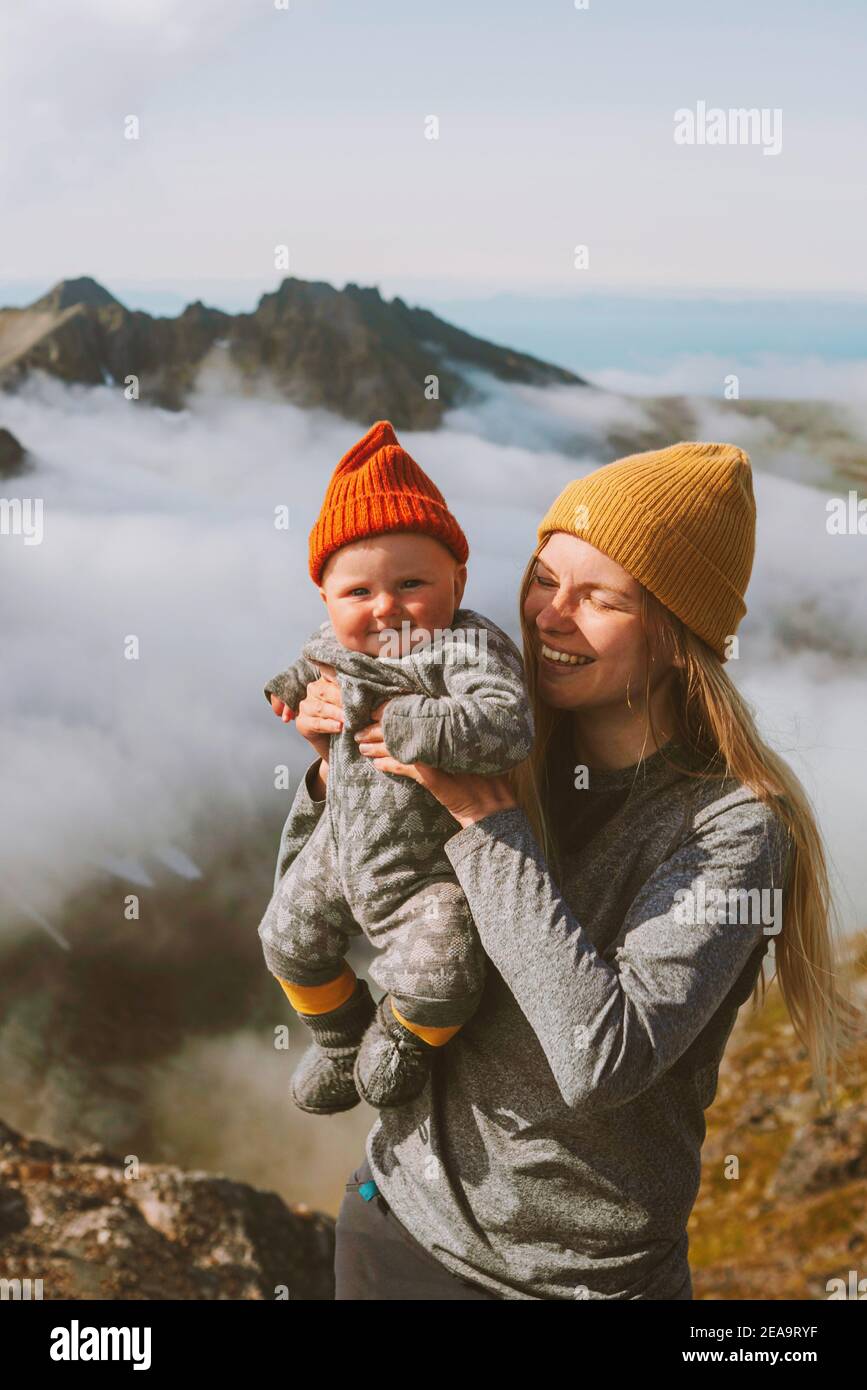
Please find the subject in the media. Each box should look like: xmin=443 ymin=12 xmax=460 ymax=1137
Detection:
xmin=272 ymin=739 xmax=792 ymax=1300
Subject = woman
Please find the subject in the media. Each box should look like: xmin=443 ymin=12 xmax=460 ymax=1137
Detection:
xmin=273 ymin=440 xmax=859 ymax=1300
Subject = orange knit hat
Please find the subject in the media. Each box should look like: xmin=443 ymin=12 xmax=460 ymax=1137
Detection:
xmin=309 ymin=421 xmax=469 ymax=584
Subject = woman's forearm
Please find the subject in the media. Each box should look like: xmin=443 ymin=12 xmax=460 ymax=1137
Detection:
xmin=443 ymin=802 xmax=787 ymax=1112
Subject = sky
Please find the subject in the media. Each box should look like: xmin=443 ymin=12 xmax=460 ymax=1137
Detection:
xmin=1 ymin=0 xmax=866 ymax=308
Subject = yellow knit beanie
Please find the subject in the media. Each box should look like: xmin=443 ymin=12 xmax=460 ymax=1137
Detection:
xmin=536 ymin=441 xmax=756 ymax=661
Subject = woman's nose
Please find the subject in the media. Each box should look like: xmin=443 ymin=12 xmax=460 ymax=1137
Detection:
xmin=538 ymin=598 xmax=576 ymax=630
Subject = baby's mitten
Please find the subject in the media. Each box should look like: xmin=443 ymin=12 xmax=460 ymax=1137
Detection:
xmin=289 ymin=977 xmax=377 ymax=1115
xmin=353 ymin=993 xmax=436 ymax=1110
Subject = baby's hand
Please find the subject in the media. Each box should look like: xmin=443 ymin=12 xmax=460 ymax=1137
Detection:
xmin=270 ymin=693 xmax=295 ymax=723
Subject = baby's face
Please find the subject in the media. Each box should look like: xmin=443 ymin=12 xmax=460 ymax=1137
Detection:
xmin=318 ymin=531 xmax=468 ymax=657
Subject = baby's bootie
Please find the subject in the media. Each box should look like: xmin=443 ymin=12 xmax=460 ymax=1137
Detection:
xmin=290 ymin=977 xmax=377 ymax=1115
xmin=353 ymin=993 xmax=436 ymax=1109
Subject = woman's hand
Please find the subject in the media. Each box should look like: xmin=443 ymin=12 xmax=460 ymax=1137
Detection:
xmin=293 ymin=664 xmax=344 ymax=770
xmin=354 ymin=702 xmax=518 ymax=830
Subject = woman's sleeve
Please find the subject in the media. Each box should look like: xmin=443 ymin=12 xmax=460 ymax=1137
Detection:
xmin=443 ymin=794 xmax=791 ymax=1113
xmin=272 ymin=758 xmax=327 ymax=893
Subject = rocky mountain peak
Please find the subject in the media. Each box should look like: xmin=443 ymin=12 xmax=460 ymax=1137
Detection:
xmin=0 ymin=1116 xmax=335 ymax=1299
xmin=29 ymin=276 xmax=124 ymax=314
xmin=2 ymin=272 xmax=583 ymax=423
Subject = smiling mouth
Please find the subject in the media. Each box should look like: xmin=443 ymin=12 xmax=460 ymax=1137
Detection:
xmin=540 ymin=641 xmax=595 ymax=667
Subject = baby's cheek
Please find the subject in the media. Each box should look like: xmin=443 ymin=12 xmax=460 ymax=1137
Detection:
xmin=410 ymin=599 xmax=454 ymax=634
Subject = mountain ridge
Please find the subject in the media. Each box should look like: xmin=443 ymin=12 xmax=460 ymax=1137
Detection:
xmin=0 ymin=275 xmax=585 ymax=425
xmin=3 ymin=277 xmax=866 ymax=495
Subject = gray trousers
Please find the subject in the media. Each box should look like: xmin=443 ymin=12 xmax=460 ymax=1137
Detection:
xmin=266 ymin=809 xmax=486 ymax=1028
xmin=335 ymin=1156 xmax=502 ymax=1300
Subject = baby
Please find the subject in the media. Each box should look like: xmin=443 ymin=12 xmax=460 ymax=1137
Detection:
xmin=257 ymin=420 xmax=533 ymax=1113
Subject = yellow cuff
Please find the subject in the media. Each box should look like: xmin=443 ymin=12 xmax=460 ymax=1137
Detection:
xmin=391 ymin=1000 xmax=463 ymax=1046
xmin=277 ymin=965 xmax=357 ymax=1014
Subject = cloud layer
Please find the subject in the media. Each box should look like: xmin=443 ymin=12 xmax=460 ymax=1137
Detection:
xmin=2 ymin=370 xmax=866 ymax=939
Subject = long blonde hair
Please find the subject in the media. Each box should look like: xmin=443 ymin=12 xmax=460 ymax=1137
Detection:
xmin=508 ymin=539 xmax=864 ymax=1112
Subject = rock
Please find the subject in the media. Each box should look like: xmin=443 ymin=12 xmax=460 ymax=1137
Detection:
xmin=767 ymin=1103 xmax=867 ymax=1201
xmin=688 ymin=926 xmax=867 ymax=1299
xmin=0 ymin=1116 xmax=334 ymax=1300
xmin=0 ymin=1184 xmax=30 ymax=1237
xmin=72 ymin=1141 xmax=127 ymax=1166
xmin=0 ymin=426 xmax=28 ymax=478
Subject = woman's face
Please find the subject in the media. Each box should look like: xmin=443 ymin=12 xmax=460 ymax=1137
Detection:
xmin=523 ymin=532 xmax=671 ymax=712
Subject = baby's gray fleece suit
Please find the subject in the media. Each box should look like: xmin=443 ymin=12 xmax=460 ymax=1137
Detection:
xmin=256 ymin=607 xmax=534 ymax=1029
